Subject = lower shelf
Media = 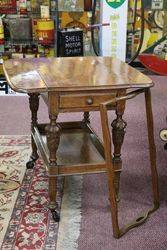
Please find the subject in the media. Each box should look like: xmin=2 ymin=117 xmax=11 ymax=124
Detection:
xmin=33 ymin=123 xmax=106 ymax=176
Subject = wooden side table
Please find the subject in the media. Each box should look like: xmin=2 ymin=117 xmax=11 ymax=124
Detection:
xmin=3 ymin=56 xmax=159 ymax=238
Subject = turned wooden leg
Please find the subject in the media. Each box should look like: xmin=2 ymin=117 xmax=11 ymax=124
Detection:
xmin=45 ymin=114 xmax=60 ymax=222
xmin=83 ymin=112 xmax=90 ymax=124
xmin=26 ymin=93 xmax=39 ymax=169
xmin=111 ymin=109 xmax=127 ymax=200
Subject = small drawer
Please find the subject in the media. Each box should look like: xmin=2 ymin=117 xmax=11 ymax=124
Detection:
xmin=59 ymin=93 xmax=116 ymax=109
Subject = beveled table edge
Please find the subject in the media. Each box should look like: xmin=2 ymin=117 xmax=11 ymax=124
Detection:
xmin=3 ymin=57 xmax=154 ymax=94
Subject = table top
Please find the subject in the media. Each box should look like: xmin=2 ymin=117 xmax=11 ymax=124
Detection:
xmin=3 ymin=57 xmax=153 ymax=93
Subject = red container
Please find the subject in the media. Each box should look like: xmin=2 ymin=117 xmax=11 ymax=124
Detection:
xmin=37 ymin=19 xmax=55 ymax=45
xmin=19 ymin=0 xmax=27 ymax=14
xmin=139 ymin=54 xmax=167 ymax=76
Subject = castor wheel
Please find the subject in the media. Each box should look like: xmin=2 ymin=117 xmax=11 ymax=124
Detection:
xmin=116 ymin=197 xmax=120 ymax=203
xmin=26 ymin=160 xmax=35 ymax=169
xmin=51 ymin=210 xmax=60 ymax=222
xmin=160 ymin=129 xmax=167 ymax=142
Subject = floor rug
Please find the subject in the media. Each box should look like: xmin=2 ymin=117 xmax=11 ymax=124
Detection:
xmin=0 ymin=135 xmax=83 ymax=250
xmin=0 ymin=136 xmax=60 ymax=249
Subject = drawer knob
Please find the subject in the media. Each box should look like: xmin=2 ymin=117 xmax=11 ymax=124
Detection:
xmin=86 ymin=98 xmax=93 ymax=105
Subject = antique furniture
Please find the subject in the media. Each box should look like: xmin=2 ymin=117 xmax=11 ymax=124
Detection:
xmin=3 ymin=56 xmax=159 ymax=238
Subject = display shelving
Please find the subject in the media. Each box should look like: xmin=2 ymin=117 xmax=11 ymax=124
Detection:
xmin=0 ymin=0 xmax=100 ymax=92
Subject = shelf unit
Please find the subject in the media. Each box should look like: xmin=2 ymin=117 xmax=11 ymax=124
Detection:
xmin=0 ymin=0 xmax=98 ymax=93
xmin=0 ymin=1 xmax=100 ymax=57
xmin=0 ymin=0 xmax=101 ymax=92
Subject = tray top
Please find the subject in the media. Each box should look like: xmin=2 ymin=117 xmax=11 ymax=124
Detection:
xmin=3 ymin=57 xmax=153 ymax=93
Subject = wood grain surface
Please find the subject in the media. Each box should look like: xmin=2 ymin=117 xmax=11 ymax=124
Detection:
xmin=3 ymin=57 xmax=153 ymax=93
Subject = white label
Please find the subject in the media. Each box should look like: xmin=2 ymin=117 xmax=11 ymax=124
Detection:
xmin=41 ymin=5 xmax=50 ymax=19
xmin=151 ymin=0 xmax=163 ymax=10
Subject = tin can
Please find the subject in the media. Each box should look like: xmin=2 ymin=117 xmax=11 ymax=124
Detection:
xmin=19 ymin=0 xmax=27 ymax=14
xmin=8 ymin=18 xmax=32 ymax=41
xmin=37 ymin=19 xmax=54 ymax=45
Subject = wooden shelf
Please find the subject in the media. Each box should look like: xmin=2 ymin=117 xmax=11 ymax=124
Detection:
xmin=33 ymin=122 xmax=106 ymax=176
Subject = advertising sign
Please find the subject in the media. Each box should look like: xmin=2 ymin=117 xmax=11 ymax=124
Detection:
xmin=0 ymin=0 xmax=17 ymax=14
xmin=57 ymin=29 xmax=83 ymax=57
xmin=100 ymin=0 xmax=128 ymax=61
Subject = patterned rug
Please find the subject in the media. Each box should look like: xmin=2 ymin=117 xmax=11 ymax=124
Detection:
xmin=0 ymin=136 xmax=82 ymax=250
